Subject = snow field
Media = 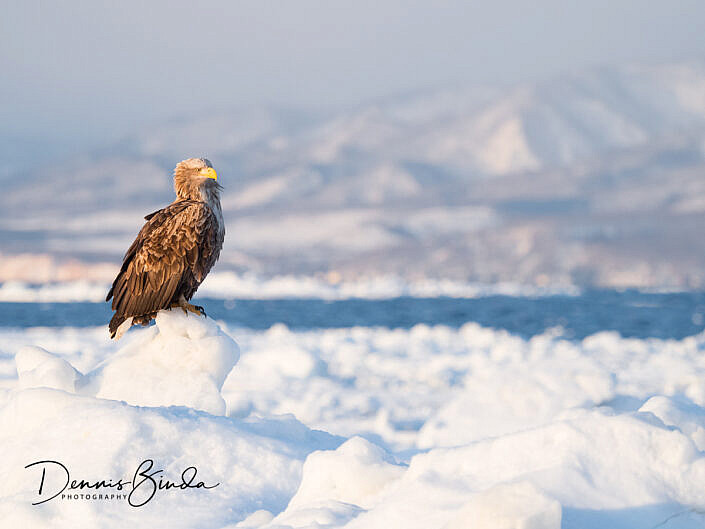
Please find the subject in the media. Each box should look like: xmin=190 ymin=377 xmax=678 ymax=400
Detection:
xmin=2 ymin=313 xmax=705 ymax=527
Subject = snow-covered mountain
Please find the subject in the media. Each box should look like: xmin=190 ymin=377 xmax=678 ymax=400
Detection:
xmin=3 ymin=61 xmax=705 ymax=288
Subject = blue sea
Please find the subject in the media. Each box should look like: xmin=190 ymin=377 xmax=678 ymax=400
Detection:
xmin=1 ymin=290 xmax=704 ymax=340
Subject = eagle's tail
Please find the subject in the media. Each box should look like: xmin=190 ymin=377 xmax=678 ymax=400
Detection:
xmin=109 ymin=311 xmax=160 ymax=339
xmin=109 ymin=314 xmax=132 ymax=340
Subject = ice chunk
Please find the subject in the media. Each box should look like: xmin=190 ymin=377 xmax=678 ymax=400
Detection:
xmin=444 ymin=482 xmax=561 ymax=529
xmin=15 ymin=346 xmax=81 ymax=393
xmin=231 ymin=509 xmax=274 ymax=527
xmin=417 ymin=355 xmax=614 ymax=448
xmin=0 ymin=387 xmax=340 ymax=528
xmin=83 ymin=310 xmax=239 ymax=415
xmin=271 ymin=436 xmax=403 ymax=528
xmin=286 ymin=436 xmax=404 ymax=510
xmin=640 ymin=395 xmax=705 ymax=451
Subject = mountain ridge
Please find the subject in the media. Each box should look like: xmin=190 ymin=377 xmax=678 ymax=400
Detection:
xmin=3 ymin=60 xmax=705 ymax=289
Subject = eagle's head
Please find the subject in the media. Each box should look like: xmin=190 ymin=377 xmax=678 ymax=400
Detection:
xmin=174 ymin=157 xmax=221 ymax=201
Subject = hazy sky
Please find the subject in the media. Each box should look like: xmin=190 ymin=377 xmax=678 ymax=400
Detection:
xmin=3 ymin=0 xmax=705 ymax=158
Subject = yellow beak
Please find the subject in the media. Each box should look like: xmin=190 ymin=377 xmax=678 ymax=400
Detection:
xmin=200 ymin=167 xmax=218 ymax=180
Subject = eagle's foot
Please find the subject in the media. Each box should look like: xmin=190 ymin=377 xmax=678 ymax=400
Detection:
xmin=171 ymin=296 xmax=206 ymax=317
xmin=182 ymin=302 xmax=205 ymax=317
xmin=169 ymin=302 xmax=187 ymax=314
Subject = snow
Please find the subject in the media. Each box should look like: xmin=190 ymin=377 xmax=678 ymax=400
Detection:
xmin=0 ymin=388 xmax=340 ymax=529
xmin=415 ymin=349 xmax=615 ymax=448
xmin=346 ymin=408 xmax=705 ymax=529
xmin=3 ymin=313 xmax=705 ymax=527
xmin=284 ymin=437 xmax=404 ymax=511
xmin=444 ymin=482 xmax=562 ymax=529
xmin=15 ymin=346 xmax=81 ymax=393
xmin=83 ymin=311 xmax=239 ymax=415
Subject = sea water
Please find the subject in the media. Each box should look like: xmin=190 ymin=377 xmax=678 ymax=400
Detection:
xmin=0 ymin=290 xmax=703 ymax=339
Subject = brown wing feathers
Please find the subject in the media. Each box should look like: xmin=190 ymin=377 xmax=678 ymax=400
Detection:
xmin=107 ymin=200 xmax=217 ymax=337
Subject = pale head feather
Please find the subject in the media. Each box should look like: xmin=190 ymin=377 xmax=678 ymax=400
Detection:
xmin=173 ymin=157 xmax=221 ymax=201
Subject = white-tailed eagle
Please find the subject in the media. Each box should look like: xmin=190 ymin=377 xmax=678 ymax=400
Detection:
xmin=107 ymin=157 xmax=225 ymax=339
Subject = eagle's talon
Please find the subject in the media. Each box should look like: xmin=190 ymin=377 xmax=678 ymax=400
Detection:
xmin=195 ymin=305 xmax=206 ymax=316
